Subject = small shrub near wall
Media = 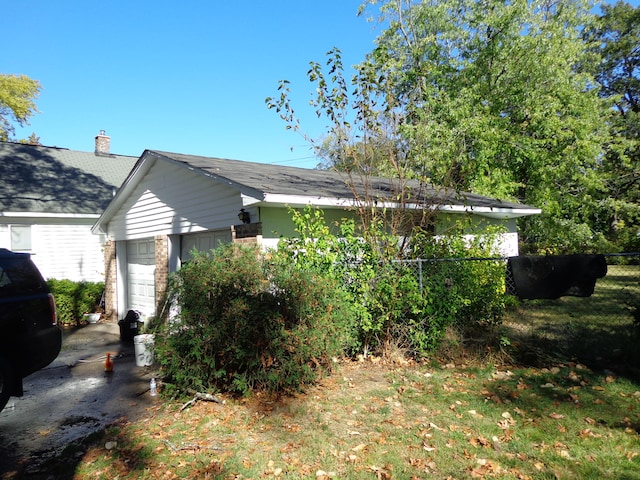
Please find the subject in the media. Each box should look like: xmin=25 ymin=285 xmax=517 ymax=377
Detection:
xmin=154 ymin=244 xmax=355 ymax=396
xmin=47 ymin=279 xmax=104 ymax=326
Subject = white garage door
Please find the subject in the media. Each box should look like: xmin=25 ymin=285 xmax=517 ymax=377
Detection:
xmin=127 ymin=239 xmax=156 ymax=316
xmin=181 ymin=230 xmax=232 ymax=262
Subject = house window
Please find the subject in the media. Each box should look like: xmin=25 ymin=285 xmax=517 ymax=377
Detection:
xmin=11 ymin=225 xmax=32 ymax=251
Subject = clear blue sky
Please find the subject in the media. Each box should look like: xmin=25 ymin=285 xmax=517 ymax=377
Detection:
xmin=5 ymin=1 xmax=637 ymax=169
xmin=6 ymin=1 xmax=378 ymax=169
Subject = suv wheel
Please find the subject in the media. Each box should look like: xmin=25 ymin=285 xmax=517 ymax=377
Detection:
xmin=0 ymin=357 xmax=14 ymax=411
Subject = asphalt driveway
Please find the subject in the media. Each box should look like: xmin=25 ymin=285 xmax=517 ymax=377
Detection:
xmin=0 ymin=321 xmax=160 ymax=476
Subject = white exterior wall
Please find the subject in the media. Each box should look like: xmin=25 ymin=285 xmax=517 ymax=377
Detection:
xmin=0 ymin=221 xmax=105 ymax=282
xmin=107 ymin=161 xmax=247 ymax=241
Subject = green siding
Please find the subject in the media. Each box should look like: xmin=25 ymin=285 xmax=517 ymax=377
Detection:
xmin=259 ymin=206 xmax=358 ymax=240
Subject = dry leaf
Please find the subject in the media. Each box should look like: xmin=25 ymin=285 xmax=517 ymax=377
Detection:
xmin=470 ymin=436 xmax=491 ymax=448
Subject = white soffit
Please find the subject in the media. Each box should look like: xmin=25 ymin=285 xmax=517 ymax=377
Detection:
xmin=250 ymin=194 xmax=541 ymax=219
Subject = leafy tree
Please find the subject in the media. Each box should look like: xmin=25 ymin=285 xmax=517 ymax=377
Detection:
xmin=584 ymin=1 xmax=640 ymax=251
xmin=267 ymin=47 xmax=448 ymax=248
xmin=269 ymin=1 xmax=621 ymax=253
xmin=0 ymin=74 xmax=41 ymax=141
xmin=359 ymin=0 xmax=611 ymax=253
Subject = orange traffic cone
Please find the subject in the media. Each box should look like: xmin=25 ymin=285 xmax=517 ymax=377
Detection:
xmin=104 ymin=352 xmax=114 ymax=372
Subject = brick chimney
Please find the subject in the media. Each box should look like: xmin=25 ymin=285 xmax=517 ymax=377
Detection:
xmin=95 ymin=130 xmax=110 ymax=155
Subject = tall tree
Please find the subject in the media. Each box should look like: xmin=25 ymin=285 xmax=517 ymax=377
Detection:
xmin=0 ymin=74 xmax=41 ymax=141
xmin=360 ymin=0 xmax=611 ymax=253
xmin=584 ymin=1 xmax=640 ymax=251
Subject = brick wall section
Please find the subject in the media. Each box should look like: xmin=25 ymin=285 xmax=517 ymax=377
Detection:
xmin=231 ymin=224 xmax=262 ymax=247
xmin=103 ymin=240 xmax=117 ymax=322
xmin=155 ymin=235 xmax=169 ymax=318
xmin=233 ymin=236 xmax=262 ymax=246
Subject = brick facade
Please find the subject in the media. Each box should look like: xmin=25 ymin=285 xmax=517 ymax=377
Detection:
xmin=154 ymin=235 xmax=169 ymax=318
xmin=103 ymin=240 xmax=117 ymax=322
xmin=231 ymin=223 xmax=262 ymax=247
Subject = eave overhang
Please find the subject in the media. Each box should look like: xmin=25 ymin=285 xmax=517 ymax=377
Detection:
xmin=243 ymin=193 xmax=542 ymax=219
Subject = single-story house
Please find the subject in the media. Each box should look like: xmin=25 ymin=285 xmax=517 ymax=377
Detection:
xmin=0 ymin=133 xmax=137 ymax=282
xmin=92 ymin=150 xmax=541 ymax=322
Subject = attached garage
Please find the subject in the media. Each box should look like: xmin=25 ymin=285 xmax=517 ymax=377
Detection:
xmin=126 ymin=238 xmax=156 ymax=317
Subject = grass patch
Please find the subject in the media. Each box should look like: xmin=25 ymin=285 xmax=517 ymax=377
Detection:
xmin=504 ymin=262 xmax=640 ymax=374
xmin=29 ymin=358 xmax=640 ymax=479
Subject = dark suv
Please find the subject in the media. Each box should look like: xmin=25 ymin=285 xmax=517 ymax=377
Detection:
xmin=0 ymin=249 xmax=62 ymax=411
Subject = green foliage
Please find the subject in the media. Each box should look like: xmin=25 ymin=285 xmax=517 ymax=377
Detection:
xmin=273 ymin=206 xmax=376 ymax=353
xmin=411 ymin=226 xmax=512 ymax=338
xmin=266 ymin=0 xmax=640 ymax=253
xmin=0 ymin=74 xmax=41 ymax=141
xmin=154 ymin=244 xmax=354 ymax=396
xmin=46 ymin=279 xmax=104 ymax=326
xmin=275 ymin=206 xmax=511 ymax=357
xmin=583 ymin=1 xmax=640 ymax=252
xmin=157 ymin=208 xmax=514 ymax=396
xmin=361 ymin=0 xmax=611 ymax=253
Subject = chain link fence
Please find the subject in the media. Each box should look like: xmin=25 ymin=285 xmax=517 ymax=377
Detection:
xmin=395 ymin=253 xmax=639 ymax=325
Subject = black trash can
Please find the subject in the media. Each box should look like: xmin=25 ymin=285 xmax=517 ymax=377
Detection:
xmin=118 ymin=309 xmax=143 ymax=342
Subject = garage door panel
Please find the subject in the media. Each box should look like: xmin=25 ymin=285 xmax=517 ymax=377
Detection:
xmin=127 ymin=239 xmax=156 ymax=316
xmin=181 ymin=230 xmax=232 ymax=261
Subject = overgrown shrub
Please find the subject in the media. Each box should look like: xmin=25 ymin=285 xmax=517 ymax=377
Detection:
xmin=273 ymin=208 xmax=374 ymax=354
xmin=154 ymin=244 xmax=355 ymax=396
xmin=156 ymin=207 xmax=513 ymax=396
xmin=411 ymin=226 xmax=511 ymax=337
xmin=275 ymin=206 xmax=511 ymax=357
xmin=46 ymin=279 xmax=104 ymax=326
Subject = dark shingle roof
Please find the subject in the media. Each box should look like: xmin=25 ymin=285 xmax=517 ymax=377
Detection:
xmin=0 ymin=142 xmax=138 ymax=214
xmin=151 ymin=151 xmax=537 ymax=213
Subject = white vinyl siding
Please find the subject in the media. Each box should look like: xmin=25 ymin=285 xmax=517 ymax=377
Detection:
xmin=0 ymin=222 xmax=106 ymax=282
xmin=108 ymin=161 xmax=244 ymax=241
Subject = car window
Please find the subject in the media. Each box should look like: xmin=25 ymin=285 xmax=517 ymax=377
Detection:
xmin=0 ymin=258 xmax=46 ymax=297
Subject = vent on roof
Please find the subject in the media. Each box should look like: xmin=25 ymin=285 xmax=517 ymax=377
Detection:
xmin=95 ymin=130 xmax=110 ymax=155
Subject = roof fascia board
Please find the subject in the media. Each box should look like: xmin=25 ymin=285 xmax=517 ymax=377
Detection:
xmin=258 ymin=193 xmax=541 ymax=218
xmin=0 ymin=212 xmax=100 ymax=219
xmin=438 ymin=205 xmax=542 ymax=219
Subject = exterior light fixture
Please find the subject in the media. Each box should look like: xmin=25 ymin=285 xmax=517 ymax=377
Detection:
xmin=238 ymin=208 xmax=250 ymax=224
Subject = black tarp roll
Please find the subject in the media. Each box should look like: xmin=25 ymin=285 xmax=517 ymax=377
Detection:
xmin=507 ymin=254 xmax=607 ymax=300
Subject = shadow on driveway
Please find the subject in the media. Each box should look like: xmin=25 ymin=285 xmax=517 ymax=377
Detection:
xmin=0 ymin=322 xmax=160 ymax=477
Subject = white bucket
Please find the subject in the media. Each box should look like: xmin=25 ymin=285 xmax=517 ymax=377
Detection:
xmin=133 ymin=334 xmax=154 ymax=367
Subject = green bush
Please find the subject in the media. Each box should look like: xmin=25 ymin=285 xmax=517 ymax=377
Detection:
xmin=275 ymin=206 xmax=511 ymax=357
xmin=156 ymin=207 xmax=513 ymax=397
xmin=411 ymin=226 xmax=511 ymax=337
xmin=154 ymin=244 xmax=355 ymax=396
xmin=47 ymin=279 xmax=104 ymax=326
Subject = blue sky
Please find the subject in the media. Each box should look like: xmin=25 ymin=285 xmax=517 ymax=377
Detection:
xmin=6 ymin=1 xmax=378 ymax=168
xmin=5 ymin=1 xmax=637 ymax=169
